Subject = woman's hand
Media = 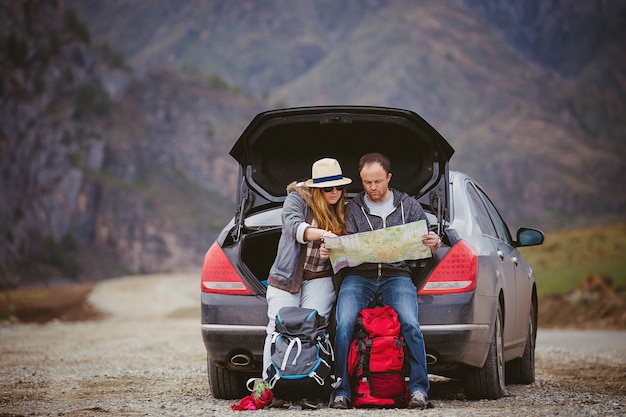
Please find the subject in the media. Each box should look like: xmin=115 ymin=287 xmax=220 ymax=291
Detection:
xmin=319 ymin=231 xmax=337 ymax=259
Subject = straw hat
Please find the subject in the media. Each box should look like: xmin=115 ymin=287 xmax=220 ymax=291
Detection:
xmin=304 ymin=158 xmax=352 ymax=188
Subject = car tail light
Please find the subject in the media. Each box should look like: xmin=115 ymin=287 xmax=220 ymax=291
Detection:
xmin=419 ymin=240 xmax=477 ymax=295
xmin=201 ymin=242 xmax=254 ymax=295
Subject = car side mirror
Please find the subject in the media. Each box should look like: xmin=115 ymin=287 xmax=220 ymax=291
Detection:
xmin=514 ymin=227 xmax=544 ymax=247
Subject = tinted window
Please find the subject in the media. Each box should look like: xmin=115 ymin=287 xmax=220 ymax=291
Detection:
xmin=466 ymin=183 xmax=497 ymax=237
xmin=477 ymin=187 xmax=513 ymax=245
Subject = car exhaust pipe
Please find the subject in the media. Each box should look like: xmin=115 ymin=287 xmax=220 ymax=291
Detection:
xmin=230 ymin=353 xmax=252 ymax=367
xmin=426 ymin=353 xmax=438 ymax=365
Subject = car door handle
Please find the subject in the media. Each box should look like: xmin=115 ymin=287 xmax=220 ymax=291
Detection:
xmin=511 ymin=256 xmax=518 ymax=266
xmin=497 ymin=250 xmax=504 ymax=260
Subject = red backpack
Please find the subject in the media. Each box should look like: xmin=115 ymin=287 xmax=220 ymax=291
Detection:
xmin=347 ymin=305 xmax=409 ymax=408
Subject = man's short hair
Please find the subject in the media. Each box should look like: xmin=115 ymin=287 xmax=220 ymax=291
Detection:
xmin=358 ymin=152 xmax=391 ymax=174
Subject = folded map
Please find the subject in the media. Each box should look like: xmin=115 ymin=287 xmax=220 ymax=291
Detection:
xmin=323 ymin=220 xmax=432 ymax=273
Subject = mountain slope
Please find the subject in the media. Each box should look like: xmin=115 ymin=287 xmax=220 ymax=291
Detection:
xmin=268 ymin=0 xmax=626 ymax=230
xmin=66 ymin=0 xmax=626 ymax=231
xmin=2 ymin=0 xmax=625 ymax=285
xmin=65 ymin=0 xmax=390 ymax=96
xmin=0 ymin=2 xmax=260 ymax=286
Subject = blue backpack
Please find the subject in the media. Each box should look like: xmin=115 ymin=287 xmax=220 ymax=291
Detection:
xmin=265 ymin=307 xmax=336 ymax=400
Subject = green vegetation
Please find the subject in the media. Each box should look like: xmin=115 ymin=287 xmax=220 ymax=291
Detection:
xmin=40 ymin=234 xmax=79 ymax=279
xmin=205 ymin=73 xmax=244 ymax=95
xmin=0 ymin=287 xmax=49 ymax=321
xmin=206 ymin=73 xmax=230 ymax=90
xmin=519 ymin=223 xmax=626 ymax=297
xmin=73 ymin=82 xmax=113 ymax=120
xmin=6 ymin=31 xmax=28 ymax=66
xmin=101 ymin=43 xmax=129 ymax=70
xmin=64 ymin=8 xmax=90 ymax=44
xmin=0 ymin=284 xmax=97 ymax=323
xmin=133 ymin=165 xmax=233 ymax=231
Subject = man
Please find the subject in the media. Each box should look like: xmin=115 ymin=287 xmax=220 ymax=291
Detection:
xmin=330 ymin=152 xmax=441 ymax=410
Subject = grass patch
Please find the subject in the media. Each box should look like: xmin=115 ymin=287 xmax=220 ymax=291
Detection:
xmin=519 ymin=223 xmax=626 ymax=297
xmin=0 ymin=284 xmax=101 ymax=323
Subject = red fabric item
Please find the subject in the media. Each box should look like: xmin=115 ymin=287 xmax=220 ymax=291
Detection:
xmin=231 ymin=395 xmax=257 ymax=410
xmin=231 ymin=381 xmax=273 ymax=411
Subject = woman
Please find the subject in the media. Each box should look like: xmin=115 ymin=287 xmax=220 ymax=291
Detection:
xmin=262 ymin=158 xmax=351 ymax=387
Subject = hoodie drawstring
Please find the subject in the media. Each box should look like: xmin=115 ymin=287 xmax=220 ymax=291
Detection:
xmin=360 ymin=198 xmax=406 ymax=277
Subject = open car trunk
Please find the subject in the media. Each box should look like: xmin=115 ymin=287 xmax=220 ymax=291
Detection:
xmin=230 ymin=106 xmax=454 ymax=205
xmin=228 ymin=106 xmax=454 ymax=286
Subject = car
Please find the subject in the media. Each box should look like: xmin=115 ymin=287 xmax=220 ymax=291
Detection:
xmin=200 ymin=105 xmax=544 ymax=400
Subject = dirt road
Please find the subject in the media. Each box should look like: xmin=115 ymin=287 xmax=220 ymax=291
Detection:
xmin=1 ymin=273 xmax=624 ymax=416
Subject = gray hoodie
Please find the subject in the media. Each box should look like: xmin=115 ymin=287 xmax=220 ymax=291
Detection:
xmin=343 ymin=188 xmax=430 ymax=278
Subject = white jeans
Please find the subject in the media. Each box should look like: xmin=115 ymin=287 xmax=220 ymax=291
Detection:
xmin=262 ymin=277 xmax=336 ymax=378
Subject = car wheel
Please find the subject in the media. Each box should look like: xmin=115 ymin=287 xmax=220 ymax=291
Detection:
xmin=207 ymin=355 xmax=247 ymax=400
xmin=463 ymin=302 xmax=506 ymax=400
xmin=506 ymin=295 xmax=537 ymax=384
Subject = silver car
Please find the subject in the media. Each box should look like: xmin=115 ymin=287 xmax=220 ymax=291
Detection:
xmin=200 ymin=106 xmax=544 ymax=400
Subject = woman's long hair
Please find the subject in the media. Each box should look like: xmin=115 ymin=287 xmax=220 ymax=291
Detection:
xmin=309 ymin=188 xmax=348 ymax=235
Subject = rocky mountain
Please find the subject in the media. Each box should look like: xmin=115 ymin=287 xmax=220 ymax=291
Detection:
xmin=1 ymin=1 xmax=260 ymax=287
xmin=2 ymin=0 xmax=625 ymax=287
xmin=66 ymin=0 xmax=626 ymax=229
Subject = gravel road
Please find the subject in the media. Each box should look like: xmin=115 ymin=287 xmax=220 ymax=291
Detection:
xmin=1 ymin=273 xmax=625 ymax=417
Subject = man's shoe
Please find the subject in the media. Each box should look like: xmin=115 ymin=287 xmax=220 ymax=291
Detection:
xmin=408 ymin=390 xmax=428 ymax=409
xmin=329 ymin=395 xmax=351 ymax=409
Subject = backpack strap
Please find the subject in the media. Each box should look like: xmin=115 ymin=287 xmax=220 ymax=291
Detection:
xmin=281 ymin=337 xmax=303 ymax=370
xmin=267 ymin=374 xmax=280 ymax=389
xmin=361 ymin=338 xmax=374 ymax=380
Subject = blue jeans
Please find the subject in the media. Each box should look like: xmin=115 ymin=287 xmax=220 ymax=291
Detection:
xmin=333 ymin=275 xmax=429 ymax=400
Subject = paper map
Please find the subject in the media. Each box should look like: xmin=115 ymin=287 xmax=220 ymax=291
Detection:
xmin=323 ymin=220 xmax=432 ymax=273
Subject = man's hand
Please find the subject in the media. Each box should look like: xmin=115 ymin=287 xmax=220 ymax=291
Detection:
xmin=421 ymin=231 xmax=441 ymax=253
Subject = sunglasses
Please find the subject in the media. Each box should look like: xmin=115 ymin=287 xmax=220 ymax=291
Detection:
xmin=322 ymin=185 xmax=345 ymax=193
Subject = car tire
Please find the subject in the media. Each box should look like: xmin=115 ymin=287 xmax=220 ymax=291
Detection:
xmin=506 ymin=295 xmax=537 ymax=384
xmin=207 ymin=355 xmax=247 ymax=400
xmin=463 ymin=302 xmax=506 ymax=400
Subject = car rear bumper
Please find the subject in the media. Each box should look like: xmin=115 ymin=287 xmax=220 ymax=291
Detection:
xmin=418 ymin=291 xmax=495 ymax=370
xmin=201 ymin=323 xmax=266 ymax=371
xmin=200 ymin=322 xmax=491 ymax=374
xmin=200 ymin=291 xmax=495 ymax=373
xmin=201 ymin=292 xmax=267 ymax=371
xmin=422 ymin=323 xmax=491 ymax=370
